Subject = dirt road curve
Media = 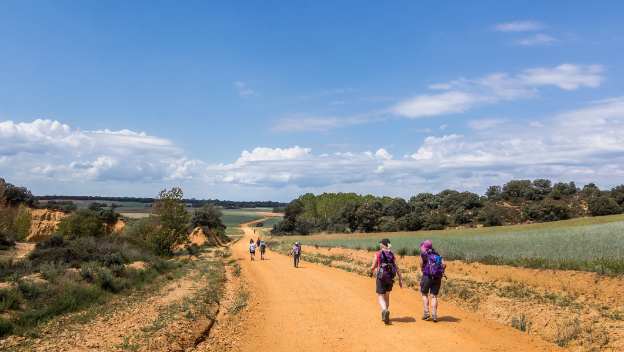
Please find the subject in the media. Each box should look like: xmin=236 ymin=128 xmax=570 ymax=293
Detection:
xmin=234 ymin=221 xmax=559 ymax=352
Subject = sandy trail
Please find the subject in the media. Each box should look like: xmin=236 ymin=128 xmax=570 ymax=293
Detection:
xmin=234 ymin=221 xmax=559 ymax=352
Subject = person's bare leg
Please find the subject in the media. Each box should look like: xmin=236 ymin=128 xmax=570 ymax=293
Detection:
xmin=431 ymin=295 xmax=438 ymax=321
xmin=377 ymin=294 xmax=387 ymax=311
xmin=384 ymin=293 xmax=390 ymax=310
xmin=422 ymin=294 xmax=430 ymax=319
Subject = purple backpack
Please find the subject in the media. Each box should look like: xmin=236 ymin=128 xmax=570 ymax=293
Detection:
xmin=377 ymin=251 xmax=397 ymax=284
xmin=423 ymin=250 xmax=445 ymax=278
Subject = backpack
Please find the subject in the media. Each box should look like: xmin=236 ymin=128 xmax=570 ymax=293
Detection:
xmin=423 ymin=250 xmax=445 ymax=278
xmin=293 ymin=245 xmax=301 ymax=255
xmin=260 ymin=241 xmax=266 ymax=249
xmin=377 ymin=250 xmax=397 ymax=284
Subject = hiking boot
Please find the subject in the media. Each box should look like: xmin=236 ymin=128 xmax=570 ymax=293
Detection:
xmin=422 ymin=313 xmax=430 ymax=321
xmin=383 ymin=310 xmax=390 ymax=324
xmin=381 ymin=310 xmax=386 ymax=321
xmin=432 ymin=314 xmax=438 ymax=323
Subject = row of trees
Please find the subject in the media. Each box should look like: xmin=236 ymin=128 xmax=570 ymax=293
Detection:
xmin=272 ymin=179 xmax=624 ymax=235
xmin=36 ymin=195 xmax=286 ymax=209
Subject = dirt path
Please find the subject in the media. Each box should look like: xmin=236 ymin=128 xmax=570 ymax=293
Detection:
xmin=233 ymin=221 xmax=560 ymax=352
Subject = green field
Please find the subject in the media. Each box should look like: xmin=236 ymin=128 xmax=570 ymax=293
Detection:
xmin=292 ymin=214 xmax=624 ymax=275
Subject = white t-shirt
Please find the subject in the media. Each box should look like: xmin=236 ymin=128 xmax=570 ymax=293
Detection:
xmin=249 ymin=243 xmax=256 ymax=251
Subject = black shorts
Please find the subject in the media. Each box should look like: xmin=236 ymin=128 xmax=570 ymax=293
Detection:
xmin=260 ymin=247 xmax=266 ymax=253
xmin=376 ymin=278 xmax=393 ymax=294
xmin=420 ymin=275 xmax=442 ymax=295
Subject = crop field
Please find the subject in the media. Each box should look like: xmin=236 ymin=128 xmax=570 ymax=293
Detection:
xmin=292 ymin=214 xmax=624 ymax=274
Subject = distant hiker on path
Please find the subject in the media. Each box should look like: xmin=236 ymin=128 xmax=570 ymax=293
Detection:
xmin=249 ymin=239 xmax=256 ymax=261
xmin=290 ymin=242 xmax=302 ymax=268
xmin=420 ymin=239 xmax=446 ymax=323
xmin=369 ymin=238 xmax=402 ymax=325
xmin=259 ymin=239 xmax=267 ymax=260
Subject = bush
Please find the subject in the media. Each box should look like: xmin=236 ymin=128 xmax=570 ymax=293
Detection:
xmin=0 ymin=230 xmax=16 ymax=250
xmin=57 ymin=210 xmax=106 ymax=239
xmin=378 ymin=216 xmax=398 ymax=232
xmin=0 ymin=287 xmax=22 ymax=311
xmin=589 ymin=196 xmax=622 ymax=216
xmin=522 ymin=200 xmax=572 ymax=222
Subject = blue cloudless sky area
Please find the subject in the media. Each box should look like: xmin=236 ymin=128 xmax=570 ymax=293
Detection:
xmin=1 ymin=1 xmax=623 ymax=200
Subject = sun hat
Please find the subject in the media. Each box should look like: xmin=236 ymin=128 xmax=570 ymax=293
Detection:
xmin=380 ymin=238 xmax=392 ymax=248
xmin=420 ymin=239 xmax=432 ymax=252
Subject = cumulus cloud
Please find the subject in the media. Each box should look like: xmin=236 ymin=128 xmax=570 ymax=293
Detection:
xmin=208 ymin=97 xmax=624 ymax=193
xmin=3 ymin=97 xmax=624 ymax=198
xmin=494 ymin=20 xmax=544 ymax=32
xmin=0 ymin=119 xmax=190 ymax=183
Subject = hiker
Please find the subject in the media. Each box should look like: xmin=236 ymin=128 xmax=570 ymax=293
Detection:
xmin=259 ymin=239 xmax=267 ymax=260
xmin=256 ymin=237 xmax=261 ymax=250
xmin=420 ymin=239 xmax=446 ymax=323
xmin=290 ymin=242 xmax=302 ymax=268
xmin=249 ymin=239 xmax=256 ymax=261
xmin=369 ymin=238 xmax=402 ymax=325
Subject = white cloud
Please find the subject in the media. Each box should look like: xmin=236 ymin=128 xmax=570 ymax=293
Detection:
xmin=0 ymin=119 xmax=187 ymax=183
xmin=520 ymin=64 xmax=603 ymax=90
xmin=494 ymin=20 xmax=544 ymax=32
xmin=234 ymin=81 xmax=256 ymax=97
xmin=517 ymin=33 xmax=557 ymax=46
xmin=236 ymin=146 xmax=311 ymax=164
xmin=468 ymin=118 xmax=507 ymax=130
xmin=392 ymin=91 xmax=482 ymax=118
xmin=3 ymin=98 xmax=624 ymax=199
xmin=391 ymin=64 xmax=603 ymax=119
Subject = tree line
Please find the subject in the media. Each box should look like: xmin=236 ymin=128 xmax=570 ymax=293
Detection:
xmin=35 ymin=195 xmax=286 ymax=209
xmin=272 ymin=179 xmax=624 ymax=235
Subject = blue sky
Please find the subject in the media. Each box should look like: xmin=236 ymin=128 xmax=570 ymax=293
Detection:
xmin=1 ymin=1 xmax=623 ymax=200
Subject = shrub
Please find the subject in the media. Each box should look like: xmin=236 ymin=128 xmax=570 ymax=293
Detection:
xmin=0 ymin=287 xmax=22 ymax=311
xmin=0 ymin=230 xmax=16 ymax=250
xmin=39 ymin=262 xmax=66 ymax=281
xmin=589 ymin=196 xmax=622 ymax=216
xmin=57 ymin=210 xmax=106 ymax=239
xmin=522 ymin=200 xmax=571 ymax=222
xmin=80 ymin=262 xmax=99 ymax=282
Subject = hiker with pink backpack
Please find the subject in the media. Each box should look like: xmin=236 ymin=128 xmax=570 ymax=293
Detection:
xmin=369 ymin=238 xmax=403 ymax=325
xmin=420 ymin=239 xmax=446 ymax=322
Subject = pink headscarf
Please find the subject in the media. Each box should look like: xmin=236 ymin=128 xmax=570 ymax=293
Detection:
xmin=420 ymin=239 xmax=433 ymax=253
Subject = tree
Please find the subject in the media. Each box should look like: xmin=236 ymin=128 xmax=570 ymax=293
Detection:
xmin=551 ymin=182 xmax=577 ymax=199
xmin=191 ymin=204 xmax=226 ymax=233
xmin=397 ymin=212 xmax=424 ymax=231
xmin=611 ymin=185 xmax=624 ymax=206
xmin=588 ymin=196 xmax=621 ymax=216
xmin=57 ymin=209 xmax=106 ymax=239
xmin=502 ymin=180 xmax=534 ymax=202
xmin=0 ymin=178 xmax=35 ymax=207
xmin=355 ymin=201 xmax=383 ymax=232
xmin=581 ymin=183 xmax=602 ymax=199
xmin=486 ymin=185 xmax=502 ymax=200
xmin=532 ymin=179 xmax=552 ymax=199
xmin=478 ymin=204 xmax=506 ymax=227
xmin=152 ymin=187 xmax=191 ymax=255
xmin=383 ymin=198 xmax=410 ymax=218
xmin=522 ymin=200 xmax=571 ymax=222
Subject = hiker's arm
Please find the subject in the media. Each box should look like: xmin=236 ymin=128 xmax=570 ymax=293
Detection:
xmin=395 ymin=264 xmax=403 ymax=288
xmin=369 ymin=256 xmax=377 ymax=276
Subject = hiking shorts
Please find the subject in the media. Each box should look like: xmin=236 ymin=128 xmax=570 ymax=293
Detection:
xmin=376 ymin=278 xmax=393 ymax=294
xmin=420 ymin=275 xmax=442 ymax=296
xmin=260 ymin=247 xmax=266 ymax=253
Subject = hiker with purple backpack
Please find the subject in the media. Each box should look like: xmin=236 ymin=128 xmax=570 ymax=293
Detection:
xmin=420 ymin=239 xmax=446 ymax=322
xmin=369 ymin=238 xmax=402 ymax=325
